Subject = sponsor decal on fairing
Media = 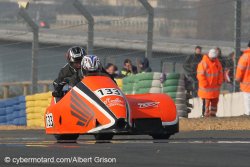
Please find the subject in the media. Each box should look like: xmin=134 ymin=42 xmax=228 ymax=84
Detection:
xmin=103 ymin=97 xmax=125 ymax=108
xmin=137 ymin=102 xmax=160 ymax=109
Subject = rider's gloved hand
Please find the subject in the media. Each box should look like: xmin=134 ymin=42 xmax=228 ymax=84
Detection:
xmin=52 ymin=90 xmax=64 ymax=97
xmin=63 ymin=78 xmax=70 ymax=84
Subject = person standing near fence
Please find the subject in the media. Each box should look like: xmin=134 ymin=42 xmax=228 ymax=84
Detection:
xmin=183 ymin=46 xmax=206 ymax=116
xmin=235 ymin=41 xmax=250 ymax=116
xmin=224 ymin=52 xmax=236 ymax=92
xmin=197 ymin=49 xmax=223 ymax=117
xmin=183 ymin=46 xmax=203 ymax=97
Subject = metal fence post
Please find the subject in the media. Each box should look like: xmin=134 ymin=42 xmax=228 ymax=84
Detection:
xmin=233 ymin=0 xmax=241 ymax=92
xmin=73 ymin=0 xmax=94 ymax=54
xmin=19 ymin=8 xmax=39 ymax=94
xmin=139 ymin=0 xmax=154 ymax=59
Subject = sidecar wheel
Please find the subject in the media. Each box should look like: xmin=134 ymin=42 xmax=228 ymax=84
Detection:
xmin=94 ymin=133 xmax=114 ymax=140
xmin=151 ymin=134 xmax=171 ymax=139
xmin=54 ymin=134 xmax=79 ymax=142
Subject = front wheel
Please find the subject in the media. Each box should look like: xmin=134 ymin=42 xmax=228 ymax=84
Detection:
xmin=54 ymin=134 xmax=79 ymax=142
xmin=151 ymin=134 xmax=171 ymax=139
xmin=94 ymin=133 xmax=114 ymax=140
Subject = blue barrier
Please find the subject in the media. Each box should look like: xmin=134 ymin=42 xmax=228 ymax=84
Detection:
xmin=0 ymin=115 xmax=6 ymax=123
xmin=18 ymin=110 xmax=26 ymax=118
xmin=18 ymin=117 xmax=26 ymax=125
xmin=0 ymin=96 xmax=27 ymax=126
xmin=18 ymin=96 xmax=26 ymax=102
xmin=18 ymin=103 xmax=26 ymax=110
xmin=0 ymin=102 xmax=5 ymax=108
xmin=0 ymin=108 xmax=6 ymax=116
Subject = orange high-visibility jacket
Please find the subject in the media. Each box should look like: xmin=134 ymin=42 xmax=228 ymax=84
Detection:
xmin=235 ymin=49 xmax=250 ymax=92
xmin=197 ymin=55 xmax=223 ymax=99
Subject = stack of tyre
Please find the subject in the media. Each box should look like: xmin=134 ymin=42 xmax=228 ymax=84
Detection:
xmin=0 ymin=100 xmax=6 ymax=125
xmin=26 ymin=92 xmax=51 ymax=127
xmin=0 ymin=96 xmax=26 ymax=125
xmin=12 ymin=96 xmax=26 ymax=126
xmin=122 ymin=75 xmax=136 ymax=94
xmin=115 ymin=79 xmax=123 ymax=90
xmin=163 ymin=73 xmax=190 ymax=117
xmin=134 ymin=72 xmax=162 ymax=94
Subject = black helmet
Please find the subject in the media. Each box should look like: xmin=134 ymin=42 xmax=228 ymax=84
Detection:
xmin=66 ymin=46 xmax=86 ymax=63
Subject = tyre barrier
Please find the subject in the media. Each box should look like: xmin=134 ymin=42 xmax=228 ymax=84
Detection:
xmin=122 ymin=72 xmax=162 ymax=95
xmin=115 ymin=79 xmax=123 ymax=89
xmin=0 ymin=92 xmax=52 ymax=127
xmin=121 ymin=73 xmax=192 ymax=118
xmin=135 ymin=80 xmax=161 ymax=89
xmin=135 ymin=87 xmax=162 ymax=94
xmin=136 ymin=72 xmax=161 ymax=81
xmin=122 ymin=75 xmax=136 ymax=94
xmin=26 ymin=92 xmax=51 ymax=128
xmin=163 ymin=73 xmax=192 ymax=118
xmin=0 ymin=109 xmax=6 ymax=117
xmin=0 ymin=96 xmax=26 ymax=125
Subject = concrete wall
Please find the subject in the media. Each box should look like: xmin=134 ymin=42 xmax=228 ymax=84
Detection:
xmin=189 ymin=92 xmax=245 ymax=118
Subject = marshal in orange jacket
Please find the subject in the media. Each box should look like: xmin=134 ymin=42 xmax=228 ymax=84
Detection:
xmin=197 ymin=55 xmax=223 ymax=99
xmin=235 ymin=49 xmax=250 ymax=92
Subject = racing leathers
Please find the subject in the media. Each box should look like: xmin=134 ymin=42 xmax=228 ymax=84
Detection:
xmin=52 ymin=63 xmax=81 ymax=97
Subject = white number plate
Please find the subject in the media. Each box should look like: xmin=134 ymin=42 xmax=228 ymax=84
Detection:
xmin=95 ymin=88 xmax=123 ymax=98
xmin=46 ymin=113 xmax=54 ymax=128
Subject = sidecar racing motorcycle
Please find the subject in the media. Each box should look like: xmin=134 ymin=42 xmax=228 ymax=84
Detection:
xmin=45 ymin=73 xmax=179 ymax=141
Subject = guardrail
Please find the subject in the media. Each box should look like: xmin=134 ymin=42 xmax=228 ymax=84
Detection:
xmin=0 ymin=79 xmax=123 ymax=99
xmin=0 ymin=80 xmax=52 ymax=99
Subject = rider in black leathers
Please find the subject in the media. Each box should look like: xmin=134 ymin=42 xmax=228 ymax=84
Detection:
xmin=52 ymin=46 xmax=86 ymax=97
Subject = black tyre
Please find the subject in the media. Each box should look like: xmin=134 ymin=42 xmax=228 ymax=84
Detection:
xmin=177 ymin=110 xmax=188 ymax=118
xmin=151 ymin=134 xmax=171 ymax=139
xmin=54 ymin=134 xmax=79 ymax=142
xmin=94 ymin=133 xmax=114 ymax=140
xmin=176 ymin=104 xmax=187 ymax=110
xmin=175 ymin=98 xmax=186 ymax=104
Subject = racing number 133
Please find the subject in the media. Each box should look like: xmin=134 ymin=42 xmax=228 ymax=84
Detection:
xmin=96 ymin=88 xmax=122 ymax=98
xmin=46 ymin=113 xmax=54 ymax=128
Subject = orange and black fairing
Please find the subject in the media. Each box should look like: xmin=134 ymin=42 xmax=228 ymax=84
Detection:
xmin=45 ymin=75 xmax=178 ymax=136
xmin=70 ymin=90 xmax=94 ymax=127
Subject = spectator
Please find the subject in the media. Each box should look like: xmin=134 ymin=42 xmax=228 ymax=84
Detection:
xmin=120 ymin=59 xmax=137 ymax=77
xmin=225 ymin=51 xmax=243 ymax=84
xmin=224 ymin=52 xmax=235 ymax=82
xmin=235 ymin=41 xmax=250 ymax=116
xmin=105 ymin=63 xmax=119 ymax=78
xmin=197 ymin=49 xmax=223 ymax=117
xmin=138 ymin=57 xmax=152 ymax=73
xmin=216 ymin=47 xmax=228 ymax=71
xmin=183 ymin=46 xmax=203 ymax=97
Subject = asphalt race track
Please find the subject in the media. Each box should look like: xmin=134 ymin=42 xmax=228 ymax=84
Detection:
xmin=1 ymin=130 xmax=250 ymax=167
